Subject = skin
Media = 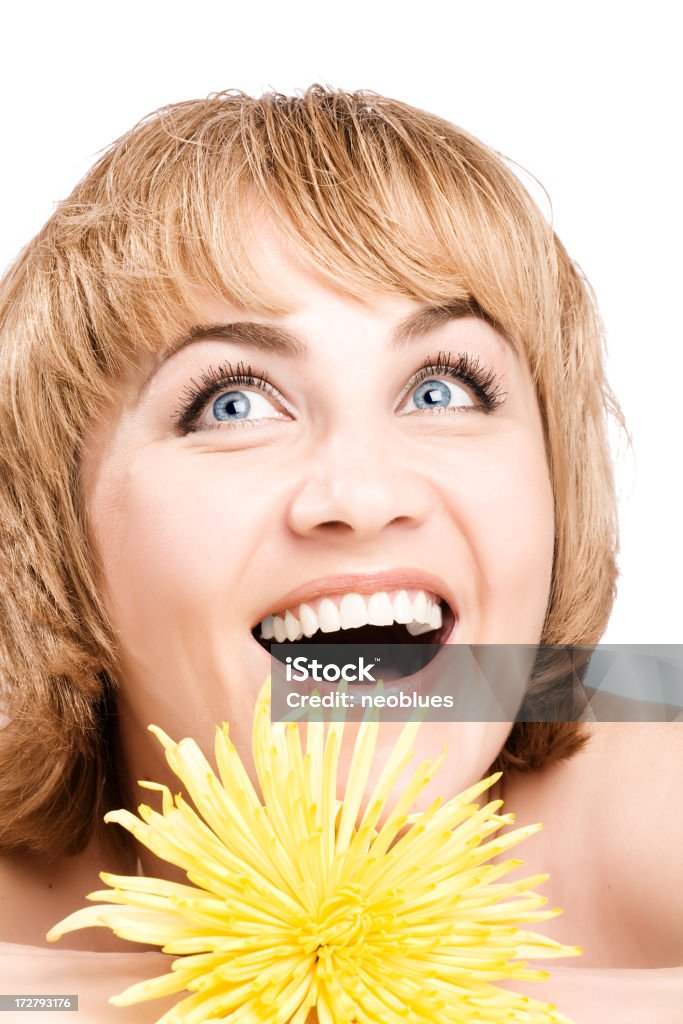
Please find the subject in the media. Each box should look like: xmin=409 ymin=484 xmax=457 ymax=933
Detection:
xmin=79 ymin=220 xmax=555 ymax=871
xmin=1 ymin=221 xmax=681 ymax=1022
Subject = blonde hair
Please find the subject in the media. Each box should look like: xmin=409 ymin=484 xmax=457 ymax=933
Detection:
xmin=0 ymin=87 xmax=620 ymax=856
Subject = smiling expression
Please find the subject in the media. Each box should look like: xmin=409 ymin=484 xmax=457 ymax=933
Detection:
xmin=81 ymin=222 xmax=555 ymax=838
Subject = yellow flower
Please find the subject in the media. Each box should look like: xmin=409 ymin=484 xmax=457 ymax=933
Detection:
xmin=48 ymin=680 xmax=580 ymax=1023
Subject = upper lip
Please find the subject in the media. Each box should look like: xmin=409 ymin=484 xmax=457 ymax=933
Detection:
xmin=252 ymin=569 xmax=458 ymax=624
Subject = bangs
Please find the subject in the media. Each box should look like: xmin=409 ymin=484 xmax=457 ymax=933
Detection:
xmin=46 ymin=89 xmax=557 ymax=390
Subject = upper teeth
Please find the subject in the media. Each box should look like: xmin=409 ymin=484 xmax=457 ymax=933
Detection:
xmin=259 ymin=589 xmax=443 ymax=642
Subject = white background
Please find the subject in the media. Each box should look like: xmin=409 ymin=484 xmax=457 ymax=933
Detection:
xmin=1 ymin=1 xmax=680 ymax=642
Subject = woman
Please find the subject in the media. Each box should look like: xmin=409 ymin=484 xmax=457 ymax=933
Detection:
xmin=0 ymin=88 xmax=680 ymax=1021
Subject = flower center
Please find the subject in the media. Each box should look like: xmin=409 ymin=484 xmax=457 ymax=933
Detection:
xmin=301 ymin=889 xmax=372 ymax=963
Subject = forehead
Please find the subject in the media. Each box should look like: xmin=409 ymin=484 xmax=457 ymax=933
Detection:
xmin=86 ymin=201 xmax=539 ymax=450
xmin=144 ymin=214 xmax=517 ymax=371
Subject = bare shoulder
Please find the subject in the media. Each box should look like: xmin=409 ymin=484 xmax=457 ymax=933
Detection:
xmin=0 ymin=849 xmax=176 ymax=1021
xmin=0 ymin=843 xmax=136 ymax=950
xmin=586 ymin=722 xmax=682 ymax=834
xmin=0 ymin=940 xmax=175 ymax=1022
xmin=499 ymin=721 xmax=682 ymax=966
xmin=585 ymin=722 xmax=683 ymax=959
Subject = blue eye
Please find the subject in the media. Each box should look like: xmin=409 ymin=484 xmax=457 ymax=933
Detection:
xmin=174 ymin=361 xmax=293 ymax=435
xmin=212 ymin=390 xmax=251 ymax=421
xmin=407 ymin=378 xmax=473 ymax=412
xmin=208 ymin=387 xmax=283 ymax=425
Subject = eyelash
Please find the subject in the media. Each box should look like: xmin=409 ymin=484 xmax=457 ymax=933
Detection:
xmin=401 ymin=351 xmax=506 ymax=413
xmin=172 ymin=352 xmax=506 ymax=435
xmin=173 ymin=362 xmax=282 ymax=434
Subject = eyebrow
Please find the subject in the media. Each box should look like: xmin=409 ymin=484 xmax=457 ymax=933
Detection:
xmin=142 ymin=297 xmax=508 ymax=394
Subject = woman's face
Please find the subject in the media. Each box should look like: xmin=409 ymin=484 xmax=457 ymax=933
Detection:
xmin=82 ymin=222 xmax=555 ymax=824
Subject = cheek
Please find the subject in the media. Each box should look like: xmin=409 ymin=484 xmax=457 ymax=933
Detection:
xmin=478 ymin=449 xmax=553 ymax=574
xmin=442 ymin=434 xmax=555 ymax=640
xmin=87 ymin=448 xmax=269 ymax=650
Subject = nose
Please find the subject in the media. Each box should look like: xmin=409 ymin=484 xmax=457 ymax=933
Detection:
xmin=285 ymin=429 xmax=435 ymax=541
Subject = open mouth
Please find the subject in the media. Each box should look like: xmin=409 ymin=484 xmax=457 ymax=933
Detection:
xmin=252 ymin=588 xmax=457 ymax=664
